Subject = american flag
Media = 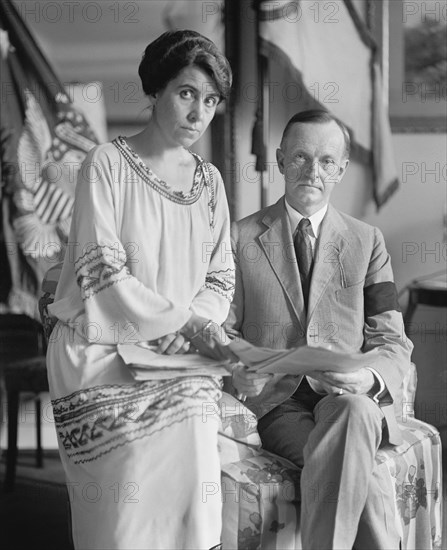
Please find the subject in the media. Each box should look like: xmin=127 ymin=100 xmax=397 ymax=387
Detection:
xmin=0 ymin=0 xmax=98 ymax=316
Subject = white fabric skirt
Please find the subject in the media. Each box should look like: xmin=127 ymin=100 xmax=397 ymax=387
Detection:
xmin=51 ymin=376 xmax=223 ymax=550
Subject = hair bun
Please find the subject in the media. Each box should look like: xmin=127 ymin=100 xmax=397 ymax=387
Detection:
xmin=138 ymin=30 xmax=232 ymax=100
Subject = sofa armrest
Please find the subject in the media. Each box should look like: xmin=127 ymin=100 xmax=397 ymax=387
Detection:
xmin=218 ymin=392 xmax=262 ymax=466
xmin=401 ymin=362 xmax=417 ymax=418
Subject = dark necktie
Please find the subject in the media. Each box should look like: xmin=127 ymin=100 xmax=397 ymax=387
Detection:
xmin=294 ymin=218 xmax=314 ymax=310
xmin=292 ymin=218 xmax=319 ymax=403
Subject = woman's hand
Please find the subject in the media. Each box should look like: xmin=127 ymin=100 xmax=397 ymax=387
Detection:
xmin=179 ymin=314 xmax=237 ymax=362
xmin=154 ymin=313 xmax=219 ymax=355
xmin=154 ymin=314 xmax=210 ymax=355
xmin=179 ymin=313 xmax=212 ymax=340
xmin=155 ymin=333 xmax=190 ymax=355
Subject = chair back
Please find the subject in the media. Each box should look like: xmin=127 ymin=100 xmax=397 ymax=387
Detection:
xmin=0 ymin=314 xmax=44 ymax=363
xmin=38 ymin=262 xmax=64 ymax=344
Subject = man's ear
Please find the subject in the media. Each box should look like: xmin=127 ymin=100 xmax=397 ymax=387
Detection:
xmin=338 ymin=159 xmax=349 ymax=181
xmin=276 ymin=148 xmax=285 ymax=175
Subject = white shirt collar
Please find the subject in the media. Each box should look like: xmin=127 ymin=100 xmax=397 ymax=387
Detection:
xmin=285 ymin=200 xmax=328 ymax=239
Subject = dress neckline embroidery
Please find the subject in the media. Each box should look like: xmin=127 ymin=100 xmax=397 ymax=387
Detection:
xmin=113 ymin=136 xmax=206 ymax=204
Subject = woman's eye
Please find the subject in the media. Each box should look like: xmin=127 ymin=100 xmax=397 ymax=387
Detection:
xmin=180 ymin=89 xmax=193 ymax=99
xmin=205 ymin=96 xmax=218 ymax=108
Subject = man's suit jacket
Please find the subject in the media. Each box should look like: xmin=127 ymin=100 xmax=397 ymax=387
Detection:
xmin=224 ymin=198 xmax=413 ymax=445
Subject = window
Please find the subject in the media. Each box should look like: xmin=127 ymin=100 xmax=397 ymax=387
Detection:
xmin=386 ymin=0 xmax=446 ymax=132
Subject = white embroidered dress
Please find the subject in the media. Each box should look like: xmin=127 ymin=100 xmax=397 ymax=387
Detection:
xmin=46 ymin=137 xmax=234 ymax=550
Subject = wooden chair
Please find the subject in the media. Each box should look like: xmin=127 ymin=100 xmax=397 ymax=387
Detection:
xmin=0 ymin=313 xmax=49 ymax=491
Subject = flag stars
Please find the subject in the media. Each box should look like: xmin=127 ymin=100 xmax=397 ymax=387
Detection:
xmin=55 ymin=93 xmax=69 ymax=104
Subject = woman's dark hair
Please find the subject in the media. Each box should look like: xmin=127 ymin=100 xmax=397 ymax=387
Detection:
xmin=138 ymin=30 xmax=232 ymax=102
xmin=281 ymin=109 xmax=351 ymax=159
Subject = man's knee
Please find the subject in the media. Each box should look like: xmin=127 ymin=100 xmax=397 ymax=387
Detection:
xmin=315 ymin=394 xmax=383 ymax=428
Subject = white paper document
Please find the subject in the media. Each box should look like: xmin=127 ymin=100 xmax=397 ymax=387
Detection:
xmin=117 ymin=343 xmax=231 ymax=380
xmin=118 ymin=339 xmax=378 ymax=381
xmin=228 ymin=339 xmax=378 ymax=375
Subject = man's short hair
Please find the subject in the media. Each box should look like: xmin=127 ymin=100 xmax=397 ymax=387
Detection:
xmin=280 ymin=109 xmax=351 ymax=159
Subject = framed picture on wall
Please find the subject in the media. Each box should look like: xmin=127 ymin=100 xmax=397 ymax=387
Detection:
xmin=387 ymin=0 xmax=446 ymax=132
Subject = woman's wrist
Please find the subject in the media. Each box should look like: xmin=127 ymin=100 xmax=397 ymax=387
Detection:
xmin=188 ymin=320 xmax=214 ymax=341
xmin=179 ymin=314 xmax=212 ymax=340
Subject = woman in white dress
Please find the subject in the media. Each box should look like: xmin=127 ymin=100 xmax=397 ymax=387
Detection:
xmin=46 ymin=30 xmax=234 ymax=550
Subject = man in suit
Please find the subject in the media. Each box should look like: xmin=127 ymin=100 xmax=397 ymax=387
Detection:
xmin=224 ymin=110 xmax=413 ymax=549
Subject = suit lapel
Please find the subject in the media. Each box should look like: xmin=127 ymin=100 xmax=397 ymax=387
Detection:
xmin=259 ymin=198 xmax=307 ymax=332
xmin=307 ymin=205 xmax=349 ymax=321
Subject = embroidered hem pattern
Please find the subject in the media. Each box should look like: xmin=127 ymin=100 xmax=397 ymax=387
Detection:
xmin=52 ymin=376 xmax=222 ymax=464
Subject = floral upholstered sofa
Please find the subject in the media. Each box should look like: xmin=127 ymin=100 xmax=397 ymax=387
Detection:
xmin=218 ymin=366 xmax=443 ymax=550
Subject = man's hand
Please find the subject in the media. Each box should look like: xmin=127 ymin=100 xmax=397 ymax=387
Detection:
xmin=232 ymin=364 xmax=272 ymax=398
xmin=310 ymin=367 xmax=375 ymax=395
